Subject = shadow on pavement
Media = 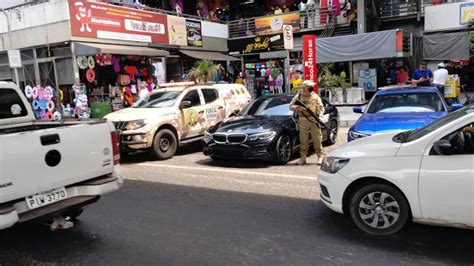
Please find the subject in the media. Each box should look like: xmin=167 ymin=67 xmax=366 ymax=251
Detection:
xmin=1 ymin=180 xmax=472 ymax=265
xmin=120 ymin=142 xmax=205 ymax=165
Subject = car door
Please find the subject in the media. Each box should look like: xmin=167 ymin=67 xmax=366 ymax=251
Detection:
xmin=179 ymin=89 xmax=206 ymax=139
xmin=418 ymin=119 xmax=474 ymax=226
xmin=201 ymin=88 xmax=225 ymax=125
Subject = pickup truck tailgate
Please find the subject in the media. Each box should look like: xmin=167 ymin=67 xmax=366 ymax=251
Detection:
xmin=0 ymin=121 xmax=115 ymax=203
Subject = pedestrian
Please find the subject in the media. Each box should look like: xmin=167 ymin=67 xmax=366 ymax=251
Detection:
xmin=235 ymin=72 xmax=244 ymax=85
xmin=282 ymin=4 xmax=290 ymax=13
xmin=289 ymin=80 xmax=325 ymax=165
xmin=274 ymin=5 xmax=283 ymax=14
xmin=411 ymin=61 xmax=433 ymax=87
xmin=433 ymin=63 xmax=449 ymax=96
xmin=445 ymin=61 xmax=456 ymax=75
xmin=396 ymin=66 xmax=409 ymax=84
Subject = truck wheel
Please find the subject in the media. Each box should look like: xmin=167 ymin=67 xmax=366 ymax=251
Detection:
xmin=349 ymin=183 xmax=410 ymax=236
xmin=64 ymin=207 xmax=84 ymax=220
xmin=152 ymin=129 xmax=177 ymax=160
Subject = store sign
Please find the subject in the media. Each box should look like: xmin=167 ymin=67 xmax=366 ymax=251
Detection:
xmin=460 ymin=2 xmax=474 ymax=25
xmin=255 ymin=12 xmax=300 ymax=35
xmin=167 ymin=16 xmax=187 ymax=46
xmin=186 ymin=19 xmax=203 ymax=47
xmin=358 ymin=69 xmax=377 ymax=91
xmin=68 ymin=0 xmax=168 ymax=44
xmin=228 ymin=34 xmax=284 ymax=55
xmin=302 ymin=35 xmax=317 ymax=90
xmin=283 ymin=25 xmax=293 ymax=50
xmin=8 ymin=50 xmax=22 ymax=68
xmin=425 ymin=2 xmax=474 ymax=31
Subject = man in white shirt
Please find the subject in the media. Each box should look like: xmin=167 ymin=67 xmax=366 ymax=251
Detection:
xmin=433 ymin=63 xmax=449 ymax=97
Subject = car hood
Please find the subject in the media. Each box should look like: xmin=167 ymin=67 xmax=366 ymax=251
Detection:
xmin=105 ymin=107 xmax=176 ymax=122
xmin=351 ymin=112 xmax=446 ymax=135
xmin=212 ymin=115 xmax=289 ymax=134
xmin=329 ymin=132 xmax=402 ymax=158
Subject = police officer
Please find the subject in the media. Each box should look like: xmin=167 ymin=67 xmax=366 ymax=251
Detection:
xmin=290 ymin=80 xmax=325 ymax=165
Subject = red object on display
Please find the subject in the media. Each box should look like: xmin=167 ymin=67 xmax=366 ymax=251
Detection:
xmin=302 ymin=35 xmax=318 ymax=93
xmin=320 ymin=0 xmax=328 ymax=24
xmin=86 ymin=68 xmax=96 ymax=82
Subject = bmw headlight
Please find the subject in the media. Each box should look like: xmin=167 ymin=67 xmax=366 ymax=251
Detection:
xmin=126 ymin=119 xmax=148 ymax=131
xmin=321 ymin=157 xmax=350 ymax=174
xmin=204 ymin=131 xmax=213 ymax=143
xmin=248 ymin=131 xmax=276 ymax=141
xmin=349 ymin=131 xmax=369 ymax=140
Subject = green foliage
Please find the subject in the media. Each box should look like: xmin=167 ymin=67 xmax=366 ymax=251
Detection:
xmin=187 ymin=60 xmax=217 ymax=83
xmin=318 ymin=64 xmax=350 ymax=96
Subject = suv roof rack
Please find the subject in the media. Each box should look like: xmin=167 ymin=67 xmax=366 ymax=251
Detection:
xmin=158 ymin=81 xmax=195 ymax=88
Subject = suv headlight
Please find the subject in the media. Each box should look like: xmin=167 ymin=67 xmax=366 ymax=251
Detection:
xmin=248 ymin=131 xmax=276 ymax=141
xmin=126 ymin=119 xmax=147 ymax=131
xmin=349 ymin=131 xmax=369 ymax=140
xmin=204 ymin=131 xmax=213 ymax=143
xmin=321 ymin=157 xmax=350 ymax=174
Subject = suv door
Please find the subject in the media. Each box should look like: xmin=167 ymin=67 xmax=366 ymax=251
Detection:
xmin=179 ymin=89 xmax=206 ymax=139
xmin=418 ymin=120 xmax=474 ymax=226
xmin=201 ymin=88 xmax=226 ymax=124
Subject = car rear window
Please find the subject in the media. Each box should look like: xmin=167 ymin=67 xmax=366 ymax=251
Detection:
xmin=0 ymin=88 xmax=28 ymax=119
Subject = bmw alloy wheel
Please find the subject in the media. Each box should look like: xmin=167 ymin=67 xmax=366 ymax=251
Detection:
xmin=275 ymin=135 xmax=291 ymax=164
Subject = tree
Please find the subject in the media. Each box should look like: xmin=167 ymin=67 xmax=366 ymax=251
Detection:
xmin=187 ymin=60 xmax=217 ymax=83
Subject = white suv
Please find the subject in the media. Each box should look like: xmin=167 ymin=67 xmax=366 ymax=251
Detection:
xmin=318 ymin=105 xmax=474 ymax=235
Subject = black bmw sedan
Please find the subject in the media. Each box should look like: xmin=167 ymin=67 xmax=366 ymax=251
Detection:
xmin=203 ymin=94 xmax=339 ymax=164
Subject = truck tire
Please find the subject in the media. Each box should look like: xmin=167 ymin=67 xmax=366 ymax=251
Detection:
xmin=152 ymin=129 xmax=177 ymax=160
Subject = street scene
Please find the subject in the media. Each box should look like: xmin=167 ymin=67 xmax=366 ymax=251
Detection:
xmin=0 ymin=0 xmax=474 ymax=265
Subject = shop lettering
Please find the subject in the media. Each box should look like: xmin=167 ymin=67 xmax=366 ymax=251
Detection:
xmin=244 ymin=37 xmax=270 ymax=53
xmin=186 ymin=21 xmax=200 ymax=28
xmin=126 ymin=19 xmax=164 ymax=34
xmin=306 ymin=40 xmax=315 ymax=80
xmin=91 ymin=17 xmax=121 ymax=27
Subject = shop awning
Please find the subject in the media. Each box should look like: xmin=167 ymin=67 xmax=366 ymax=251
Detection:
xmin=292 ymin=30 xmax=401 ymax=63
xmin=73 ymin=42 xmax=169 ymax=57
xmin=179 ymin=49 xmax=240 ymax=61
xmin=423 ymin=31 xmax=469 ymax=60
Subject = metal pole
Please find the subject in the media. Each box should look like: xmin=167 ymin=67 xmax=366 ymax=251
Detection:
xmin=1 ymin=8 xmax=20 ymax=86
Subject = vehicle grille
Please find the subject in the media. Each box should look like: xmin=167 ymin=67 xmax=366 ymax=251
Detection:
xmin=212 ymin=133 xmax=247 ymax=144
xmin=114 ymin=122 xmax=127 ymax=131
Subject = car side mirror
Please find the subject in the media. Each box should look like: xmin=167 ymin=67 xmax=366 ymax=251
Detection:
xmin=180 ymin=100 xmax=192 ymax=109
xmin=432 ymin=139 xmax=452 ymax=155
xmin=229 ymin=109 xmax=240 ymax=117
xmin=353 ymin=106 xmax=363 ymax=114
xmin=451 ymin=103 xmax=463 ymax=111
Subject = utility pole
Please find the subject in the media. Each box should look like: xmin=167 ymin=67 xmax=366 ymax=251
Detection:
xmin=1 ymin=8 xmax=20 ymax=86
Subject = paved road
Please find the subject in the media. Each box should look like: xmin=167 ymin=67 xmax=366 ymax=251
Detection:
xmin=1 ymin=128 xmax=473 ymax=265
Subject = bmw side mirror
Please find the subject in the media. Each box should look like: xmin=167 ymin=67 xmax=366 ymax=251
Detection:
xmin=180 ymin=100 xmax=192 ymax=109
xmin=451 ymin=103 xmax=463 ymax=111
xmin=433 ymin=139 xmax=452 ymax=156
xmin=353 ymin=106 xmax=363 ymax=114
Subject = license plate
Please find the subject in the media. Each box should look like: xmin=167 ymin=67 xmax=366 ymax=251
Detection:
xmin=25 ymin=187 xmax=68 ymax=210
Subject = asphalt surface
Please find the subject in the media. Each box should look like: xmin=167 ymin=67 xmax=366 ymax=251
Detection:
xmin=1 ymin=128 xmax=473 ymax=265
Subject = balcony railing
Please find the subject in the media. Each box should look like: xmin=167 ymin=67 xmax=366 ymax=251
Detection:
xmin=228 ymin=6 xmax=348 ymax=39
xmin=380 ymin=0 xmax=467 ymax=19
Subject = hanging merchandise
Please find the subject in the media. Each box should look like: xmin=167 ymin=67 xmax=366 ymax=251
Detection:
xmin=72 ymin=83 xmax=90 ymax=119
xmin=118 ymin=74 xmax=131 ymax=86
xmin=87 ymin=56 xmax=95 ymax=69
xmin=24 ymin=85 xmax=33 ymax=99
xmin=23 ymin=85 xmax=62 ymax=120
xmin=44 ymin=86 xmax=54 ymax=101
xmin=77 ymin=56 xmax=88 ymax=69
xmin=95 ymin=54 xmax=113 ymax=66
xmin=86 ymin=68 xmax=96 ymax=83
xmin=32 ymin=86 xmax=38 ymax=99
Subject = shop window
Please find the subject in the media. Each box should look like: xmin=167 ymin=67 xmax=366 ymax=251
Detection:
xmin=182 ymin=90 xmax=201 ymax=107
xmin=22 ymin=64 xmax=36 ymax=87
xmin=0 ymin=89 xmax=28 ymax=119
xmin=202 ymin=88 xmax=219 ymax=103
xmin=21 ymin=50 xmax=34 ymax=62
xmin=0 ymin=53 xmax=8 ymax=65
xmin=39 ymin=62 xmax=56 ymax=87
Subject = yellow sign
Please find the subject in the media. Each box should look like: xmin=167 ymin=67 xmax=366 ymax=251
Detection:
xmin=255 ymin=12 xmax=300 ymax=35
xmin=460 ymin=3 xmax=474 ymax=25
xmin=244 ymin=37 xmax=271 ymax=54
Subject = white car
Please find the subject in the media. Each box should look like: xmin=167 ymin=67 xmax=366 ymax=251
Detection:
xmin=318 ymin=105 xmax=474 ymax=235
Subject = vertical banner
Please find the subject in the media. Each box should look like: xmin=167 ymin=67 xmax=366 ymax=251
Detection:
xmin=186 ymin=19 xmax=203 ymax=47
xmin=302 ymin=35 xmax=318 ymax=92
xmin=283 ymin=25 xmax=293 ymax=50
xmin=167 ymin=16 xmax=188 ymax=46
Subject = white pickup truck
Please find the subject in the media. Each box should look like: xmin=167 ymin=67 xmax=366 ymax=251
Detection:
xmin=0 ymin=82 xmax=123 ymax=230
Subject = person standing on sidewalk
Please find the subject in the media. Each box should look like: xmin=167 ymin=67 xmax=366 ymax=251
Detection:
xmin=433 ymin=63 xmax=449 ymax=97
xmin=412 ymin=61 xmax=433 ymax=87
xmin=290 ymin=80 xmax=325 ymax=165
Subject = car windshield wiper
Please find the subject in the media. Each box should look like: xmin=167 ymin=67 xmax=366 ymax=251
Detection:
xmin=393 ymin=130 xmax=412 ymax=143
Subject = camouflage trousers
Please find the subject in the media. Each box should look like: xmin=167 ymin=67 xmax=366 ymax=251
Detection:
xmin=298 ymin=118 xmax=323 ymax=160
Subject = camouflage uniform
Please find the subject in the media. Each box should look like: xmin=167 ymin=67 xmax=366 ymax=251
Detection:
xmin=290 ymin=91 xmax=325 ymax=164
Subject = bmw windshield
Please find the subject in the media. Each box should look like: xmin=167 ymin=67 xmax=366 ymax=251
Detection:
xmin=133 ymin=91 xmax=181 ymax=108
xmin=240 ymin=97 xmax=293 ymax=116
xmin=367 ymin=92 xmax=445 ymax=113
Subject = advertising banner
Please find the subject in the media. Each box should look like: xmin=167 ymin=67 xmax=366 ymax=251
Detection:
xmin=68 ymin=0 xmax=168 ymax=44
xmin=167 ymin=16 xmax=187 ymax=46
xmin=302 ymin=35 xmax=317 ymax=92
xmin=255 ymin=12 xmax=300 ymax=35
xmin=186 ymin=19 xmax=203 ymax=47
xmin=283 ymin=25 xmax=293 ymax=50
xmin=425 ymin=2 xmax=474 ymax=31
xmin=228 ymin=34 xmax=284 ymax=55
xmin=358 ymin=69 xmax=377 ymax=91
